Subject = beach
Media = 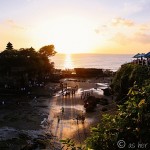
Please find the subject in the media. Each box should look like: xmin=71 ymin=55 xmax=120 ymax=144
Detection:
xmin=47 ymin=77 xmax=117 ymax=145
xmin=0 ymin=83 xmax=59 ymax=149
xmin=0 ymin=76 xmax=117 ymax=149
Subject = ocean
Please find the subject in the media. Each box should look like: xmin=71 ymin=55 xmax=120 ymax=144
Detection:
xmin=51 ymin=53 xmax=133 ymax=72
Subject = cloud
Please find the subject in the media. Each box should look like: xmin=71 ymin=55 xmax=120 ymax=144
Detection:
xmin=112 ymin=17 xmax=134 ymax=27
xmin=111 ymin=32 xmax=131 ymax=45
xmin=94 ymin=29 xmax=100 ymax=34
xmin=134 ymin=32 xmax=150 ymax=44
xmin=94 ymin=15 xmax=150 ymax=52
xmin=139 ymin=24 xmax=150 ymax=32
xmin=4 ymin=19 xmax=25 ymax=30
xmin=95 ymin=17 xmax=135 ymax=35
xmin=123 ymin=0 xmax=147 ymax=15
xmin=111 ymin=31 xmax=150 ymax=46
xmin=94 ymin=25 xmax=108 ymax=34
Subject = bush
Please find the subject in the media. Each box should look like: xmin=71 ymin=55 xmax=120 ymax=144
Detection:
xmin=85 ymin=84 xmax=150 ymax=150
xmin=98 ymin=98 xmax=109 ymax=105
xmin=101 ymin=107 xmax=108 ymax=111
xmin=111 ymin=63 xmax=149 ymax=100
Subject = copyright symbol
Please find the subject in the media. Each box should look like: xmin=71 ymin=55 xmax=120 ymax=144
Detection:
xmin=117 ymin=140 xmax=126 ymax=148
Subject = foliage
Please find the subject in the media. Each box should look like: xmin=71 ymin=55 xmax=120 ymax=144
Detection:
xmin=39 ymin=44 xmax=57 ymax=57
xmin=60 ymin=139 xmax=85 ymax=150
xmin=0 ymin=47 xmax=53 ymax=73
xmin=111 ymin=63 xmax=149 ymax=100
xmin=0 ymin=44 xmax=55 ymax=87
xmin=85 ymin=84 xmax=150 ymax=150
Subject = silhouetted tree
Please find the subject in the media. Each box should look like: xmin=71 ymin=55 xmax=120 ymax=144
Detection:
xmin=0 ymin=46 xmax=55 ymax=88
xmin=6 ymin=42 xmax=13 ymax=50
xmin=39 ymin=44 xmax=57 ymax=57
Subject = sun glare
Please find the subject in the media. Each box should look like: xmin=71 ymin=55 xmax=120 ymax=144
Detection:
xmin=32 ymin=15 xmax=100 ymax=54
xmin=64 ymin=54 xmax=74 ymax=69
xmin=30 ymin=15 xmax=107 ymax=54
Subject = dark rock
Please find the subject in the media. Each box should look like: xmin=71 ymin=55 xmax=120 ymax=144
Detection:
xmin=102 ymin=88 xmax=112 ymax=96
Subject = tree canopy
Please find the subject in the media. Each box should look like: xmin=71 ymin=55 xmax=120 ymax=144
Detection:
xmin=0 ymin=43 xmax=56 ymax=88
xmin=39 ymin=45 xmax=57 ymax=57
xmin=111 ymin=63 xmax=149 ymax=101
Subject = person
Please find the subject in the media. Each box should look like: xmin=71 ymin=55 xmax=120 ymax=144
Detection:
xmin=57 ymin=116 xmax=60 ymax=123
xmin=81 ymin=115 xmax=85 ymax=124
xmin=60 ymin=82 xmax=63 ymax=92
xmin=61 ymin=107 xmax=64 ymax=114
xmin=72 ymin=89 xmax=74 ymax=96
xmin=76 ymin=115 xmax=79 ymax=124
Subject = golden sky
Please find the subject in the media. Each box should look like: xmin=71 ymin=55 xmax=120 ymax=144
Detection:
xmin=0 ymin=0 xmax=150 ymax=54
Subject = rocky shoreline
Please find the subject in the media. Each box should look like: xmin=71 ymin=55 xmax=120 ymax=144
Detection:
xmin=0 ymin=83 xmax=61 ymax=149
xmin=0 ymin=76 xmax=115 ymax=149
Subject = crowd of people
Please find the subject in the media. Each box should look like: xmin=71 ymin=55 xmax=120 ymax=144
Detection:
xmin=56 ymin=82 xmax=86 ymax=125
xmin=60 ymin=82 xmax=78 ymax=97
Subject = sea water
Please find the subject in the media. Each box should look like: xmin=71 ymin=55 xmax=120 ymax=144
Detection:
xmin=51 ymin=53 xmax=133 ymax=71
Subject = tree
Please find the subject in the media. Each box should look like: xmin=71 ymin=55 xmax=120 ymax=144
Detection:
xmin=39 ymin=45 xmax=57 ymax=57
xmin=0 ymin=46 xmax=55 ymax=88
xmin=111 ymin=63 xmax=149 ymax=101
xmin=6 ymin=42 xmax=13 ymax=50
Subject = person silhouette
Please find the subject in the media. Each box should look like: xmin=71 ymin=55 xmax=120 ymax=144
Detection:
xmin=57 ymin=116 xmax=60 ymax=123
xmin=61 ymin=107 xmax=64 ymax=114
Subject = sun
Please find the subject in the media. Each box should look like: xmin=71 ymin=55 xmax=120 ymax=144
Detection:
xmin=63 ymin=50 xmax=71 ymax=54
xmin=44 ymin=16 xmax=98 ymax=54
xmin=32 ymin=15 xmax=106 ymax=54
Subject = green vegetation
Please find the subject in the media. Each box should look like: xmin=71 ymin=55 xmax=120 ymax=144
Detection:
xmin=61 ymin=139 xmax=85 ymax=150
xmin=61 ymin=63 xmax=150 ymax=150
xmin=111 ymin=63 xmax=149 ymax=101
xmin=0 ymin=42 xmax=56 ymax=90
xmin=85 ymin=84 xmax=150 ymax=150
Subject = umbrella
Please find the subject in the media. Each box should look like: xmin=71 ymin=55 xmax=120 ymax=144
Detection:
xmin=133 ymin=53 xmax=145 ymax=58
xmin=133 ymin=53 xmax=140 ymax=58
xmin=144 ymin=52 xmax=150 ymax=58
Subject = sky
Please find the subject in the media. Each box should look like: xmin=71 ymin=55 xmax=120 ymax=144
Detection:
xmin=0 ymin=0 xmax=150 ymax=54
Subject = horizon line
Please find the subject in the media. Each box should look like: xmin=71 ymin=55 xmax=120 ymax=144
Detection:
xmin=56 ymin=52 xmax=135 ymax=55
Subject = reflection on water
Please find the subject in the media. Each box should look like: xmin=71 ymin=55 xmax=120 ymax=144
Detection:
xmin=52 ymin=53 xmax=132 ymax=71
xmin=64 ymin=54 xmax=74 ymax=69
